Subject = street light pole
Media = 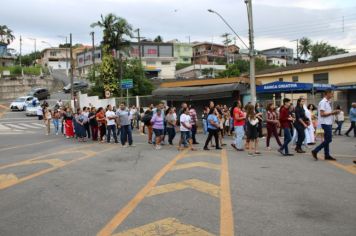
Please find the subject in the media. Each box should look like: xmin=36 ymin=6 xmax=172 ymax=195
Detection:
xmin=245 ymin=0 xmax=256 ymax=105
xmin=69 ymin=33 xmax=74 ymax=108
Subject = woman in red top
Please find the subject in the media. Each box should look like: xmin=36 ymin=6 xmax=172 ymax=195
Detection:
xmin=96 ymin=107 xmax=106 ymax=143
xmin=266 ymin=103 xmax=282 ymax=150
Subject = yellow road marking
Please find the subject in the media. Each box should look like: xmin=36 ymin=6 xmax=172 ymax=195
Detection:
xmin=171 ymin=162 xmax=221 ymax=171
xmin=327 ymin=161 xmax=356 ymax=175
xmin=147 ymin=179 xmax=220 ymax=198
xmin=0 ymin=139 xmax=57 ymax=152
xmin=97 ymin=149 xmax=189 ymax=236
xmin=220 ymin=149 xmax=235 ymax=236
xmin=112 ymin=217 xmax=214 ymax=236
xmin=182 ymin=152 xmax=221 ymax=158
xmin=0 ymin=174 xmax=18 ymax=189
xmin=0 ymin=145 xmax=116 ymax=190
xmin=0 ymin=104 xmax=8 ymax=109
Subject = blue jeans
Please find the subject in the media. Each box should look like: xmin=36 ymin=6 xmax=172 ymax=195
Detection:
xmin=280 ymin=128 xmax=292 ymax=154
xmin=120 ymin=125 xmax=133 ymax=145
xmin=107 ymin=125 xmax=118 ymax=143
xmin=53 ymin=119 xmax=59 ymax=134
xmin=334 ymin=121 xmax=344 ymax=135
xmin=234 ymin=126 xmax=244 ymax=149
xmin=202 ymin=119 xmax=208 ymax=135
xmin=313 ymin=124 xmax=332 ymax=157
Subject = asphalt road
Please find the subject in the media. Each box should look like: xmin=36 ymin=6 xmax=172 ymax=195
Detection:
xmin=0 ymin=110 xmax=355 ymax=236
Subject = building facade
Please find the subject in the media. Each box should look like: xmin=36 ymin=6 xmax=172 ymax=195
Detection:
xmin=41 ymin=47 xmax=70 ymax=70
xmin=192 ymin=42 xmax=240 ymax=65
xmin=260 ymin=47 xmax=294 ymax=65
xmin=256 ymin=55 xmax=356 ymax=112
xmin=172 ymin=41 xmax=193 ymax=64
xmin=266 ymin=57 xmax=287 ymax=66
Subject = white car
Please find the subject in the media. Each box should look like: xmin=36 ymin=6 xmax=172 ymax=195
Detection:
xmin=25 ymin=103 xmax=41 ymax=116
xmin=10 ymin=96 xmax=38 ymax=111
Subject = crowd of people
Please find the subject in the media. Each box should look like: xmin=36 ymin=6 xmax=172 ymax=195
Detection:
xmin=37 ymin=90 xmax=355 ymax=160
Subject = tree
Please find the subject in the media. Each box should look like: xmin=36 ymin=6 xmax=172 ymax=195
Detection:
xmin=298 ymin=37 xmax=312 ymax=58
xmin=310 ymin=41 xmax=347 ymax=62
xmin=218 ymin=63 xmax=240 ymax=77
xmin=15 ymin=51 xmax=41 ymax=66
xmin=153 ymin=35 xmax=163 ymax=43
xmin=123 ymin=59 xmax=153 ymax=96
xmin=0 ymin=25 xmax=15 ymax=44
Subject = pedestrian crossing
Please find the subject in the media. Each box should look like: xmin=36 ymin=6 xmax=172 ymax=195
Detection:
xmin=0 ymin=122 xmax=48 ymax=134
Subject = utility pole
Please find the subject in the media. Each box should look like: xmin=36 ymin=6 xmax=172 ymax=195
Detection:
xmin=69 ymin=33 xmax=74 ymax=107
xmin=245 ymin=0 xmax=256 ymax=105
xmin=90 ymin=32 xmax=95 ymax=66
xmin=19 ymin=36 xmax=22 ymax=67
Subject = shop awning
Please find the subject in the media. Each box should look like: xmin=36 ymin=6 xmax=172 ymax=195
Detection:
xmin=153 ymin=83 xmax=248 ymax=101
xmin=256 ymin=81 xmax=334 ymax=94
xmin=335 ymin=83 xmax=356 ymax=90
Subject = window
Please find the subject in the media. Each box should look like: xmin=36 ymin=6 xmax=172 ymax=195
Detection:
xmin=292 ymin=76 xmax=299 ymax=82
xmin=313 ymin=73 xmax=328 ymax=84
xmin=161 ymin=61 xmax=170 ymax=65
xmin=183 ymin=58 xmax=189 ymax=62
xmin=50 ymin=51 xmax=57 ymax=57
xmin=279 ymin=78 xmax=283 ymax=82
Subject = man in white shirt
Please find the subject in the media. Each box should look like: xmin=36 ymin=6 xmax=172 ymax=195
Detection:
xmin=106 ymin=105 xmax=118 ymax=143
xmin=178 ymin=107 xmax=195 ymax=151
xmin=312 ymin=90 xmax=340 ymax=161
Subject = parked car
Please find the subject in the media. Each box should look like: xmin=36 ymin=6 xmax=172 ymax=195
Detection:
xmin=27 ymin=88 xmax=50 ymax=100
xmin=63 ymin=81 xmax=89 ymax=93
xmin=150 ymin=77 xmax=163 ymax=81
xmin=25 ymin=103 xmax=41 ymax=116
xmin=10 ymin=96 xmax=38 ymax=111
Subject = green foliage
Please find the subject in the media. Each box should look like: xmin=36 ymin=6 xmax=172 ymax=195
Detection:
xmin=234 ymin=60 xmax=249 ymax=73
xmin=0 ymin=25 xmax=15 ymax=44
xmin=201 ymin=68 xmax=214 ymax=76
xmin=310 ymin=41 xmax=347 ymax=62
xmin=123 ymin=59 xmax=154 ymax=96
xmin=153 ymin=35 xmax=163 ymax=43
xmin=15 ymin=51 xmax=41 ymax=66
xmin=0 ymin=65 xmax=41 ymax=76
xmin=101 ymin=50 xmax=119 ymax=95
xmin=255 ymin=57 xmax=278 ymax=72
xmin=218 ymin=64 xmax=240 ymax=77
xmin=176 ymin=63 xmax=191 ymax=70
xmin=298 ymin=37 xmax=312 ymax=58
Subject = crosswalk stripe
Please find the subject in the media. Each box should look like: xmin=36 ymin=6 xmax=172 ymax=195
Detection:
xmin=0 ymin=124 xmax=11 ymax=130
xmin=5 ymin=124 xmax=27 ymax=130
xmin=30 ymin=123 xmax=46 ymax=127
xmin=19 ymin=123 xmax=42 ymax=129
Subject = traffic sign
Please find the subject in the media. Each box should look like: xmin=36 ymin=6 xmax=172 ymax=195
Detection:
xmin=121 ymin=79 xmax=133 ymax=89
xmin=105 ymin=90 xmax=111 ymax=98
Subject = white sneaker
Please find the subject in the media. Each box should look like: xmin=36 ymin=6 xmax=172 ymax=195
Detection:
xmin=56 ymin=133 xmax=58 ymax=135
xmin=155 ymin=145 xmax=161 ymax=150
xmin=122 ymin=144 xmax=129 ymax=148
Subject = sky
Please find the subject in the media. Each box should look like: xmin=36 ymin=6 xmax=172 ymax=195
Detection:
xmin=2 ymin=0 xmax=356 ymax=55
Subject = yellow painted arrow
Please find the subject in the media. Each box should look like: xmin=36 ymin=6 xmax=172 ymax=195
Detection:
xmin=147 ymin=179 xmax=220 ymax=198
xmin=171 ymin=162 xmax=220 ymax=171
xmin=112 ymin=217 xmax=214 ymax=236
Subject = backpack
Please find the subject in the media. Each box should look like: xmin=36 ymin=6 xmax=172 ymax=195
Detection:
xmin=142 ymin=112 xmax=153 ymax=126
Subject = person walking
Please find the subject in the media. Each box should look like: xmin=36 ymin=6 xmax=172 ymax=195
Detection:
xmin=43 ymin=108 xmax=52 ymax=135
xmin=334 ymin=105 xmax=344 ymax=136
xmin=151 ymin=108 xmax=165 ymax=150
xmin=246 ymin=104 xmax=261 ymax=156
xmin=178 ymin=107 xmax=196 ymax=151
xmin=165 ymin=107 xmax=176 ymax=145
xmin=75 ymin=108 xmax=87 ymax=142
xmin=189 ymin=105 xmax=199 ymax=144
xmin=278 ymin=98 xmax=294 ymax=156
xmin=96 ymin=107 xmax=106 ymax=143
xmin=52 ymin=109 xmax=60 ymax=135
xmin=202 ymin=107 xmax=208 ymax=135
xmin=231 ymin=100 xmax=245 ymax=151
xmin=82 ymin=107 xmax=91 ymax=139
xmin=63 ymin=107 xmax=74 ymax=139
xmin=312 ymin=90 xmax=340 ymax=161
xmin=294 ymin=97 xmax=309 ymax=153
xmin=203 ymin=108 xmax=222 ymax=150
xmin=142 ymin=108 xmax=153 ymax=144
xmin=105 ymin=105 xmax=118 ymax=144
xmin=117 ymin=103 xmax=134 ymax=147
xmin=89 ymin=107 xmax=98 ymax=141
xmin=266 ymin=103 xmax=282 ymax=150
xmin=345 ymin=102 xmax=356 ymax=137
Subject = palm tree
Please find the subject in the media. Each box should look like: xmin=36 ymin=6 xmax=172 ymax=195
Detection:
xmin=91 ymin=13 xmax=132 ymax=52
xmin=0 ymin=25 xmax=15 ymax=44
xmin=310 ymin=41 xmax=348 ymax=62
xmin=298 ymin=37 xmax=312 ymax=59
